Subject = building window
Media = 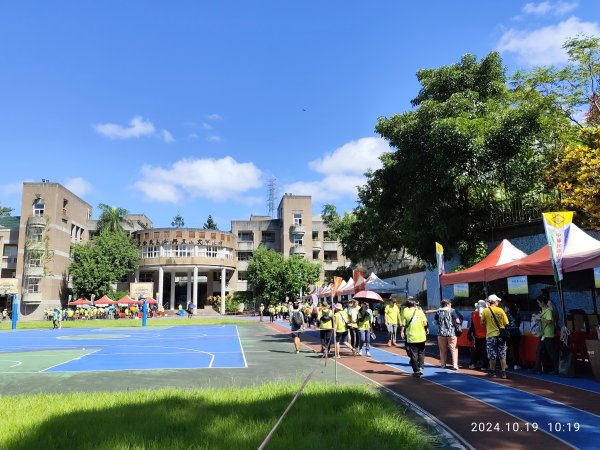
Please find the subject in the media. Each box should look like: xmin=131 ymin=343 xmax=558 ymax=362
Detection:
xmin=25 ymin=276 xmax=41 ymax=293
xmin=207 ymin=247 xmax=217 ymax=257
xmin=28 ymin=227 xmax=43 ymax=243
xmin=142 ymin=246 xmax=159 ymax=258
xmin=293 ymin=212 xmax=302 ymax=225
xmin=312 ymin=231 xmax=319 ymax=240
xmin=120 ymin=274 xmax=129 ymax=282
xmin=238 ymin=251 xmax=253 ymax=261
xmin=175 ymin=245 xmax=193 ymax=257
xmin=27 ymin=253 xmax=42 ymax=267
xmin=262 ymin=231 xmax=275 ymax=243
xmin=189 ymin=231 xmax=195 ymax=238
xmin=238 ymin=231 xmax=253 ymax=241
xmin=312 ymin=251 xmax=320 ymax=260
xmin=238 ymin=271 xmax=248 ymax=281
xmin=154 ymin=232 xmax=160 ymax=239
xmin=293 ymin=235 xmax=303 ymax=246
xmin=33 ymin=198 xmax=44 ymax=216
xmin=324 ymin=251 xmax=337 ymax=261
xmin=3 ymin=245 xmax=17 ymax=260
xmin=139 ymin=272 xmax=153 ymax=282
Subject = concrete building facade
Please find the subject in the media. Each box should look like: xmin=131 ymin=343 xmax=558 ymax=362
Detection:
xmin=1 ymin=184 xmax=350 ymax=318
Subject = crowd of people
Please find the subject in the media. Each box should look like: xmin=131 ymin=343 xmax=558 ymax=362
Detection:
xmin=42 ymin=304 xmax=165 ymax=325
xmin=267 ymin=291 xmax=560 ymax=380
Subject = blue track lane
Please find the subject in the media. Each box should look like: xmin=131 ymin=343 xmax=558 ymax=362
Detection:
xmin=0 ymin=325 xmax=247 ymax=372
xmin=368 ymin=346 xmax=600 ymax=450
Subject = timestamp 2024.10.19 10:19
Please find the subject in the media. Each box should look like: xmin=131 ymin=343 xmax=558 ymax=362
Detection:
xmin=471 ymin=422 xmax=581 ymax=433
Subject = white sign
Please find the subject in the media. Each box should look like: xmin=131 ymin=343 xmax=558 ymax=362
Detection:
xmin=0 ymin=278 xmax=18 ymax=294
xmin=508 ymin=276 xmax=529 ymax=295
xmin=453 ymin=283 xmax=469 ymax=298
xmin=130 ymin=282 xmax=154 ymax=299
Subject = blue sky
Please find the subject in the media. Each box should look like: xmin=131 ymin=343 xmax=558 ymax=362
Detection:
xmin=1 ymin=1 xmax=598 ymax=230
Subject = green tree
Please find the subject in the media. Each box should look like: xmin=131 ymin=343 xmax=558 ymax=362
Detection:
xmin=246 ymin=246 xmax=320 ymax=305
xmin=171 ymin=214 xmax=185 ymax=228
xmin=0 ymin=204 xmax=13 ymax=217
xmin=97 ymin=204 xmax=131 ymax=233
xmin=69 ymin=230 xmax=139 ymax=297
xmin=356 ymin=52 xmax=560 ymax=265
xmin=321 ymin=204 xmax=355 ymax=242
xmin=203 ymin=215 xmax=218 ymax=230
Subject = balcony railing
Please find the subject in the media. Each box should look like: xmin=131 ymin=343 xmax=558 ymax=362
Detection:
xmin=312 ymin=241 xmax=322 ymax=250
xmin=290 ymin=224 xmax=305 ymax=235
xmin=237 ymin=241 xmax=254 ymax=251
xmin=323 ymin=241 xmax=338 ymax=251
xmin=290 ymin=245 xmax=306 ymax=255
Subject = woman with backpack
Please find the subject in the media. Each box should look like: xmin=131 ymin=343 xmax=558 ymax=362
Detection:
xmin=289 ymin=302 xmax=305 ymax=354
xmin=434 ymin=299 xmax=461 ymax=371
xmin=318 ymin=302 xmax=334 ymax=357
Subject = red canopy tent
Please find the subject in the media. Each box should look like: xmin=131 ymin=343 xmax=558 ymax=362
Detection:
xmin=94 ymin=295 xmax=117 ymax=305
xmin=440 ymin=239 xmax=527 ymax=286
xmin=143 ymin=297 xmax=158 ymax=304
xmin=485 ymin=224 xmax=600 ymax=281
xmin=68 ymin=297 xmax=91 ymax=306
xmin=117 ymin=295 xmax=142 ymax=305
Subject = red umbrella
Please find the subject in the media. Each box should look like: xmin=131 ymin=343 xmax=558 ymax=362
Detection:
xmin=94 ymin=295 xmax=116 ymax=305
xmin=68 ymin=297 xmax=91 ymax=306
xmin=352 ymin=290 xmax=384 ymax=302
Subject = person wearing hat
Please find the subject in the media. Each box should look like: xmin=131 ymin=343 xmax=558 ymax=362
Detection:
xmin=356 ymin=302 xmax=373 ymax=357
xmin=384 ymin=298 xmax=401 ymax=347
xmin=481 ymin=294 xmax=509 ymax=378
xmin=333 ymin=302 xmax=356 ymax=358
xmin=468 ymin=300 xmax=489 ymax=370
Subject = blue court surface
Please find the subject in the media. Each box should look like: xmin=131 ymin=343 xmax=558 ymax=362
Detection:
xmin=0 ymin=325 xmax=247 ymax=372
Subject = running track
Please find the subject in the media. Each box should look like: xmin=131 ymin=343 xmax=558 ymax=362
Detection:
xmin=268 ymin=321 xmax=600 ymax=450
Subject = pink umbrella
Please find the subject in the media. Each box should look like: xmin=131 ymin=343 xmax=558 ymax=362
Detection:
xmin=352 ymin=290 xmax=384 ymax=302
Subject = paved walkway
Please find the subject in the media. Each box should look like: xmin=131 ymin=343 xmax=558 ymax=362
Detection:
xmin=268 ymin=321 xmax=599 ymax=450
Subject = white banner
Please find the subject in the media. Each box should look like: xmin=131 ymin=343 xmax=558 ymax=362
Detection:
xmin=507 ymin=276 xmax=528 ymax=295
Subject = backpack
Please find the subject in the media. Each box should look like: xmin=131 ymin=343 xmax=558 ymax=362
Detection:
xmin=292 ymin=311 xmax=303 ymax=328
xmin=321 ymin=309 xmax=331 ymax=322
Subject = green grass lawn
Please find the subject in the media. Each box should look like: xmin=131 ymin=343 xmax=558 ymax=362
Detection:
xmin=0 ymin=384 xmax=433 ymax=450
xmin=0 ymin=317 xmax=251 ymax=330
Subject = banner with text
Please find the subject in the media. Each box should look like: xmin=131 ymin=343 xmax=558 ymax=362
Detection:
xmin=542 ymin=211 xmax=573 ymax=282
xmin=0 ymin=278 xmax=18 ymax=294
xmin=130 ymin=282 xmax=154 ymax=299
xmin=594 ymin=267 xmax=600 ymax=289
xmin=507 ymin=276 xmax=529 ymax=295
xmin=435 ymin=242 xmax=445 ymax=275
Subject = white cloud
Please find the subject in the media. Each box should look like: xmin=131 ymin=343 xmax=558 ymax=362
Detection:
xmin=95 ymin=116 xmax=156 ymax=139
xmin=206 ymin=113 xmax=222 ymax=121
xmin=208 ymin=135 xmax=222 ymax=142
xmin=133 ymin=156 xmax=263 ymax=203
xmin=497 ymin=16 xmax=600 ymax=65
xmin=522 ymin=1 xmax=578 ymax=16
xmin=0 ymin=181 xmax=25 ymax=197
xmin=161 ymin=129 xmax=175 ymax=143
xmin=63 ymin=177 xmax=92 ymax=197
xmin=283 ymin=137 xmax=391 ymax=203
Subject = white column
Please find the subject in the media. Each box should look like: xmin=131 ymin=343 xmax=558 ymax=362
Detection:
xmin=158 ymin=266 xmax=164 ymax=307
xmin=135 ymin=270 xmax=140 ymax=283
xmin=170 ymin=270 xmax=176 ymax=310
xmin=186 ymin=270 xmax=192 ymax=304
xmin=220 ymin=267 xmax=226 ymax=315
xmin=193 ymin=266 xmax=198 ymax=312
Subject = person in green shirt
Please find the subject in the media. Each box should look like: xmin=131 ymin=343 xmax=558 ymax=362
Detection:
xmin=399 ymin=299 xmax=428 ymax=377
xmin=356 ymin=302 xmax=373 ymax=357
xmin=384 ymin=298 xmax=401 ymax=347
xmin=534 ymin=296 xmax=559 ymax=375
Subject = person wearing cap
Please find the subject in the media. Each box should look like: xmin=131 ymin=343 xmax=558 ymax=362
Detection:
xmin=399 ymin=298 xmax=428 ymax=377
xmin=346 ymin=300 xmax=360 ymax=349
xmin=468 ymin=300 xmax=489 ymax=370
xmin=334 ymin=302 xmax=356 ymax=358
xmin=384 ymin=298 xmax=401 ymax=347
xmin=434 ymin=299 xmax=461 ymax=371
xmin=481 ymin=294 xmax=509 ymax=378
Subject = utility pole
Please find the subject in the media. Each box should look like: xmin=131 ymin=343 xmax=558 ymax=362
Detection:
xmin=267 ymin=177 xmax=277 ymax=218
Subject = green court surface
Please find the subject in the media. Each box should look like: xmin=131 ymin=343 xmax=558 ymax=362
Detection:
xmin=0 ymin=322 xmax=368 ymax=395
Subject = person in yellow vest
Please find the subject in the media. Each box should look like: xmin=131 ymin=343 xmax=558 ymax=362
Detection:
xmin=384 ymin=298 xmax=401 ymax=346
xmin=334 ymin=303 xmax=356 ymax=358
xmin=268 ymin=304 xmax=275 ymax=323
xmin=318 ymin=302 xmax=334 ymax=357
xmin=357 ymin=302 xmax=373 ymax=357
xmin=481 ymin=294 xmax=509 ymax=379
xmin=347 ymin=300 xmax=360 ymax=349
xmin=399 ymin=298 xmax=428 ymax=377
xmin=534 ymin=296 xmax=559 ymax=375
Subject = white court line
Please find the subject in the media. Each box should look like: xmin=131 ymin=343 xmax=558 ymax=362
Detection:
xmin=0 ymin=360 xmax=23 ymax=368
xmin=234 ymin=325 xmax=248 ymax=368
xmin=40 ymin=349 xmax=101 ymax=373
